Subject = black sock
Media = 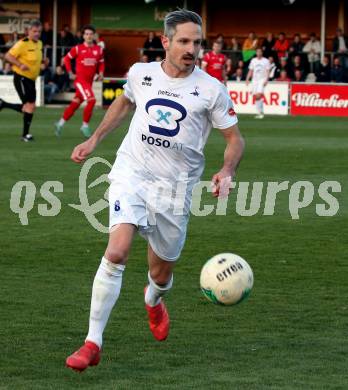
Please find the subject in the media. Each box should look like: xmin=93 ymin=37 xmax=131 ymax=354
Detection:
xmin=23 ymin=112 xmax=33 ymax=137
xmin=1 ymin=100 xmax=23 ymax=113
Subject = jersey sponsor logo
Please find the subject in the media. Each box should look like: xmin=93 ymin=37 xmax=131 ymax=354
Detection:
xmin=141 ymin=134 xmax=183 ymax=151
xmin=158 ymin=90 xmax=181 ymax=98
xmin=228 ymin=107 xmax=236 ymax=116
xmin=145 ymin=98 xmax=187 ymax=137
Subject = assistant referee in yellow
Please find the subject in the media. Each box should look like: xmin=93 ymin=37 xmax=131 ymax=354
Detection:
xmin=0 ymin=20 xmax=42 ymax=141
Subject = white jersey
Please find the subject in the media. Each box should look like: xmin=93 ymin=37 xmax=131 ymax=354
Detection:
xmin=109 ymin=62 xmax=238 ymax=185
xmin=249 ymin=57 xmax=271 ymax=82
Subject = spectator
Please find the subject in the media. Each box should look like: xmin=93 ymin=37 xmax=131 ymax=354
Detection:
xmin=0 ymin=62 xmax=13 ymax=75
xmin=140 ymin=54 xmax=149 ymax=63
xmin=236 ymin=59 xmax=248 ymax=79
xmin=74 ymin=30 xmax=84 ymax=45
xmin=225 ymin=57 xmax=234 ymax=79
xmin=290 ymin=54 xmax=307 ymax=79
xmin=228 ymin=36 xmax=241 ymax=66
xmin=273 ymin=32 xmax=289 ymax=61
xmin=332 ymin=28 xmax=348 ymax=68
xmin=276 ymin=69 xmax=291 ymax=82
xmin=331 ymin=57 xmax=344 ymax=82
xmin=242 ymin=31 xmax=258 ymax=63
xmin=41 ymin=22 xmax=53 ymax=47
xmin=5 ymin=31 xmax=19 ymax=48
xmin=316 ymin=55 xmax=331 ymax=82
xmin=293 ymin=69 xmax=305 ymax=82
xmin=268 ymin=56 xmax=278 ymax=80
xmin=52 ymin=65 xmax=70 ymax=92
xmin=289 ymin=33 xmax=304 ymax=57
xmin=63 ymin=24 xmax=75 ymax=47
xmin=230 ymin=67 xmax=244 ymax=82
xmin=262 ymin=32 xmax=276 ymax=59
xmin=215 ymin=33 xmax=227 ymax=50
xmin=143 ymin=32 xmax=163 ymax=62
xmin=303 ymin=33 xmax=321 ymax=73
xmin=279 ymin=57 xmax=291 ymax=75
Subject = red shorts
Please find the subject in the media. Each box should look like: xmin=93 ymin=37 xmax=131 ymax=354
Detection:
xmin=74 ymin=79 xmax=94 ymax=101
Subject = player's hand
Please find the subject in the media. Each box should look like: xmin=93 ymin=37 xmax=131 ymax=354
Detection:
xmin=19 ymin=63 xmax=30 ymax=71
xmin=69 ymin=72 xmax=76 ymax=80
xmin=96 ymin=73 xmax=104 ymax=82
xmin=211 ymin=169 xmax=233 ymax=198
xmin=263 ymin=81 xmax=268 ymax=87
xmin=245 ymin=80 xmax=249 ymax=86
xmin=71 ymin=138 xmax=97 ymax=163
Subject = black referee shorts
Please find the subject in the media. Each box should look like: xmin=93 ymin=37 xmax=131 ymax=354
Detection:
xmin=13 ymin=72 xmax=36 ymax=104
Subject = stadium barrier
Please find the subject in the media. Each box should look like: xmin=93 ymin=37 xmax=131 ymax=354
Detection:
xmin=290 ymin=83 xmax=348 ymax=116
xmin=0 ymin=75 xmax=44 ymax=106
xmin=227 ymin=81 xmax=289 ymax=115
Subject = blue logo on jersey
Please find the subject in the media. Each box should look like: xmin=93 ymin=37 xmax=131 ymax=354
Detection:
xmin=156 ymin=109 xmax=172 ymax=125
xmin=114 ymin=200 xmax=120 ymax=212
xmin=145 ymin=98 xmax=187 ymax=137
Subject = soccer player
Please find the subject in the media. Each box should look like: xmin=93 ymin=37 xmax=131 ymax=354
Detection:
xmin=245 ymin=48 xmax=271 ymax=119
xmin=0 ymin=20 xmax=42 ymax=142
xmin=201 ymin=41 xmax=227 ymax=83
xmin=54 ymin=25 xmax=104 ymax=138
xmin=66 ymin=9 xmax=244 ymax=372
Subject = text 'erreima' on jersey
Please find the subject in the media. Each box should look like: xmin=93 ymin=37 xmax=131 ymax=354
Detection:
xmin=249 ymin=57 xmax=271 ymax=82
xmin=110 ymin=62 xmax=238 ymax=184
xmin=65 ymin=43 xmax=104 ymax=84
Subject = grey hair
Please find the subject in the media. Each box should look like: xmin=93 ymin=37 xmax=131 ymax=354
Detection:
xmin=29 ymin=19 xmax=42 ymax=29
xmin=164 ymin=9 xmax=202 ymax=40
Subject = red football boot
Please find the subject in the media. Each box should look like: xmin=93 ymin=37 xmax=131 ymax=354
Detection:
xmin=66 ymin=341 xmax=101 ymax=372
xmin=144 ymin=286 xmax=170 ymax=341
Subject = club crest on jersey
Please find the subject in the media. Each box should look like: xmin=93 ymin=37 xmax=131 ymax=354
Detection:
xmin=190 ymin=86 xmax=199 ymax=97
xmin=93 ymin=50 xmax=98 ymax=55
xmin=145 ymin=98 xmax=187 ymax=137
xmin=142 ymin=76 xmax=152 ymax=86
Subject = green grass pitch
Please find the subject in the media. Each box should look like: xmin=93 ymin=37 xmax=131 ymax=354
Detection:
xmin=0 ymin=108 xmax=347 ymax=389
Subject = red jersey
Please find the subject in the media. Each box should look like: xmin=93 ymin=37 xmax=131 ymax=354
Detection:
xmin=202 ymin=51 xmax=226 ymax=81
xmin=64 ymin=43 xmax=105 ymax=84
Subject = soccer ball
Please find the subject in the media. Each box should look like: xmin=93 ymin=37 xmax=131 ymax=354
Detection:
xmin=200 ymin=253 xmax=253 ymax=305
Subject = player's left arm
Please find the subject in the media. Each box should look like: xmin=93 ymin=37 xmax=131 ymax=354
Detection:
xmin=96 ymin=49 xmax=105 ymax=81
xmin=211 ymin=124 xmax=245 ymax=198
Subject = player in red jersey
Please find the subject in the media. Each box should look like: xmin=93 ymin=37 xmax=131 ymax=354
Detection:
xmin=201 ymin=41 xmax=227 ymax=83
xmin=55 ymin=25 xmax=104 ymax=138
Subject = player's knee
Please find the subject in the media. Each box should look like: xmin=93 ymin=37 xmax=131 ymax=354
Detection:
xmin=104 ymin=247 xmax=130 ymax=265
xmin=73 ymin=97 xmax=81 ymax=105
xmin=24 ymin=102 xmax=35 ymax=113
xmin=87 ymin=97 xmax=96 ymax=106
xmin=150 ymin=268 xmax=173 ymax=286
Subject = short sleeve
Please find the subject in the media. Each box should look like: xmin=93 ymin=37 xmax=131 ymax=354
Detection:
xmin=202 ymin=52 xmax=210 ymax=63
xmin=123 ymin=64 xmax=136 ymax=103
xmin=8 ymin=40 xmax=24 ymax=58
xmin=67 ymin=46 xmax=77 ymax=59
xmin=211 ymin=84 xmax=238 ymax=129
xmin=248 ymin=59 xmax=255 ymax=70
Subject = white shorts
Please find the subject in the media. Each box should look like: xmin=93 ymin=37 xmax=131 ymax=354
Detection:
xmin=108 ymin=166 xmax=191 ymax=262
xmin=251 ymin=79 xmax=266 ymax=95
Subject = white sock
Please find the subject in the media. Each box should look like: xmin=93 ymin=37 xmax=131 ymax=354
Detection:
xmin=256 ymin=99 xmax=263 ymax=114
xmin=82 ymin=121 xmax=89 ymax=127
xmin=58 ymin=118 xmax=65 ymax=126
xmin=85 ymin=257 xmax=125 ymax=348
xmin=145 ymin=272 xmax=173 ymax=307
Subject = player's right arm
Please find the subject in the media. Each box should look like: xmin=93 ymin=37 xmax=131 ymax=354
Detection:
xmin=64 ymin=46 xmax=78 ymax=80
xmin=71 ymin=94 xmax=135 ymax=163
xmin=245 ymin=69 xmax=253 ymax=85
xmin=5 ymin=41 xmax=29 ymax=71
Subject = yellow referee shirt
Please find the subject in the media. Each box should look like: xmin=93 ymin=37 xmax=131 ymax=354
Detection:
xmin=9 ymin=38 xmax=42 ymax=81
